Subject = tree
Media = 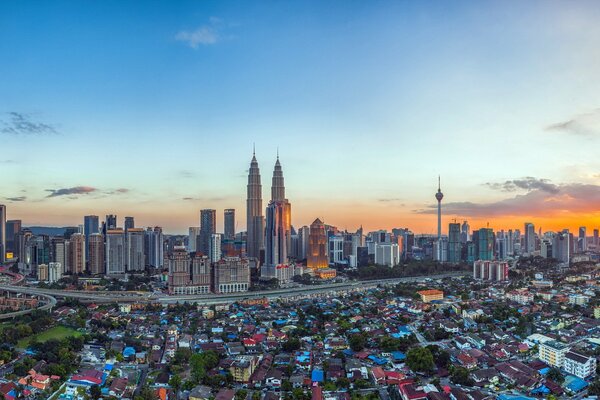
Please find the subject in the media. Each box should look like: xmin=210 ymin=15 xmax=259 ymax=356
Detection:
xmin=450 ymin=366 xmax=473 ymax=386
xmin=281 ymin=380 xmax=293 ymax=391
xmin=588 ymin=379 xmax=600 ymax=396
xmin=406 ymin=347 xmax=435 ymax=374
xmin=169 ymin=374 xmax=182 ymax=397
xmin=547 ymin=367 xmax=564 ymax=384
xmin=235 ymin=390 xmax=248 ymax=400
xmin=349 ymin=334 xmax=366 ymax=351
xmin=90 ymin=384 xmax=102 ymax=400
xmin=282 ymin=338 xmax=301 ymax=352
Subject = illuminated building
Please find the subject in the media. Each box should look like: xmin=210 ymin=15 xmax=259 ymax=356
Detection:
xmin=307 ymin=218 xmax=334 ymax=278
xmin=246 ymin=148 xmax=264 ymax=260
xmin=263 ymin=156 xmax=293 ymax=283
xmin=417 ymin=289 xmax=444 ymax=303
xmin=6 ymin=219 xmax=21 ymax=254
xmin=68 ymin=233 xmax=86 ymax=274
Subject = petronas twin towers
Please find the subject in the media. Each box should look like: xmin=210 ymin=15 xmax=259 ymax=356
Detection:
xmin=246 ymin=149 xmax=292 ymax=282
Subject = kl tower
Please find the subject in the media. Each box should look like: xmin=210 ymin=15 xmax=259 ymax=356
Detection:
xmin=435 ymin=176 xmax=444 ymax=260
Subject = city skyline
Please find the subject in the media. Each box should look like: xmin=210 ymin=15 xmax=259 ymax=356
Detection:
xmin=2 ymin=1 xmax=600 ymax=233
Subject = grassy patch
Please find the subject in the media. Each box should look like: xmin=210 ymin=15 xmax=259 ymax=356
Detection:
xmin=17 ymin=326 xmax=82 ymax=348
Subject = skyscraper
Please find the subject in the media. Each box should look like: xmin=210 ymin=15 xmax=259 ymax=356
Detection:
xmin=224 ymin=209 xmax=235 ymax=241
xmin=105 ymin=214 xmax=117 ymax=230
xmin=460 ymin=220 xmax=470 ymax=244
xmin=477 ymin=228 xmax=494 ymax=261
xmin=106 ymin=229 xmax=126 ymax=275
xmin=246 ymin=149 xmax=264 ymax=260
xmin=88 ymin=233 xmax=105 ymax=275
xmin=5 ymin=219 xmax=21 ymax=255
xmin=307 ymin=218 xmax=328 ymax=271
xmin=199 ymin=209 xmax=216 ymax=255
xmin=188 ymin=227 xmax=200 ymax=252
xmin=83 ymin=215 xmax=99 ymax=262
xmin=448 ymin=222 xmax=461 ymax=263
xmin=523 ymin=222 xmax=535 ymax=255
xmin=0 ymin=205 xmax=5 ymax=263
xmin=579 ymin=227 xmax=587 ymax=252
xmin=434 ymin=177 xmax=443 ymax=261
xmin=145 ymin=226 xmax=164 ymax=268
xmin=68 ymin=233 xmax=86 ymax=275
xmin=209 ymin=233 xmax=222 ymax=263
xmin=264 ymin=156 xmax=292 ymax=283
xmin=124 ymin=216 xmax=135 ymax=232
xmin=126 ymin=228 xmax=145 ymax=272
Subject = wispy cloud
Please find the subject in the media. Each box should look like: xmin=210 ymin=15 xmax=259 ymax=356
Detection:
xmin=46 ymin=186 xmax=97 ymax=198
xmin=417 ymin=181 xmax=600 ymax=217
xmin=546 ymin=108 xmax=600 ymax=136
xmin=484 ymin=177 xmax=559 ymax=194
xmin=176 ymin=17 xmax=224 ymax=48
xmin=1 ymin=112 xmax=58 ymax=136
xmin=5 ymin=196 xmax=26 ymax=202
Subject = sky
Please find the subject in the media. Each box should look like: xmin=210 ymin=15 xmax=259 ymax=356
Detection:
xmin=2 ymin=0 xmax=600 ymax=234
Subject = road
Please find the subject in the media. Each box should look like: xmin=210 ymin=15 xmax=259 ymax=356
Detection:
xmin=0 ymin=271 xmax=469 ymax=305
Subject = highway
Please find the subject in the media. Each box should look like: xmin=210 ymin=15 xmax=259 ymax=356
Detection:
xmin=0 ymin=271 xmax=468 ymax=305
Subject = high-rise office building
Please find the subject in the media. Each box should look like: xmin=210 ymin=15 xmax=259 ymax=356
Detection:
xmin=477 ymin=228 xmax=494 ymax=261
xmin=298 ymin=226 xmax=310 ymax=260
xmin=579 ymin=227 xmax=587 ymax=252
xmin=448 ymin=222 xmax=461 ymax=263
xmin=124 ymin=216 xmax=135 ymax=232
xmin=145 ymin=227 xmax=164 ymax=268
xmin=594 ymin=229 xmax=599 ymax=248
xmin=460 ymin=220 xmax=470 ymax=244
xmin=88 ymin=233 xmax=105 ymax=275
xmin=263 ymin=157 xmax=292 ymax=283
xmin=5 ymin=219 xmax=21 ymax=255
xmin=524 ymin=223 xmax=535 ymax=255
xmin=246 ymin=149 xmax=264 ymax=260
xmin=209 ymin=233 xmax=222 ymax=263
xmin=0 ymin=205 xmax=5 ymax=263
xmin=83 ymin=215 xmax=99 ymax=263
xmin=553 ymin=230 xmax=570 ymax=264
xmin=68 ymin=233 xmax=86 ymax=275
xmin=188 ymin=227 xmax=200 ymax=252
xmin=224 ymin=209 xmax=235 ymax=241
xmin=105 ymin=214 xmax=117 ymax=231
xmin=126 ymin=228 xmax=145 ymax=272
xmin=51 ymin=237 xmax=66 ymax=273
xmin=106 ymin=229 xmax=126 ymax=275
xmin=307 ymin=218 xmax=328 ymax=271
xmin=199 ymin=209 xmax=216 ymax=255
xmin=168 ymin=246 xmax=191 ymax=295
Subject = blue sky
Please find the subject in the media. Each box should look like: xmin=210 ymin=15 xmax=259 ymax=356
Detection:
xmin=2 ymin=1 xmax=600 ymax=233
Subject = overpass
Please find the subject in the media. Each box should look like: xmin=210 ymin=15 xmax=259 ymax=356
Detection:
xmin=0 ymin=271 xmax=468 ymax=305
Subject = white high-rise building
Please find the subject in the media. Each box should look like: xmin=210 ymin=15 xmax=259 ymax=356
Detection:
xmin=0 ymin=204 xmax=5 ymax=263
xmin=328 ymin=235 xmax=344 ymax=265
xmin=375 ymin=243 xmax=400 ymax=267
xmin=209 ymin=233 xmax=222 ymax=263
xmin=127 ymin=228 xmax=145 ymax=272
xmin=106 ymin=229 xmax=126 ymax=275
xmin=188 ymin=227 xmax=200 ymax=252
xmin=48 ymin=262 xmax=63 ymax=283
xmin=145 ymin=227 xmax=164 ymax=268
xmin=524 ymin=223 xmax=535 ymax=255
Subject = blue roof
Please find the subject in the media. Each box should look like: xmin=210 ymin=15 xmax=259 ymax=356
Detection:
xmin=565 ymin=375 xmax=588 ymax=392
xmin=497 ymin=395 xmax=536 ymax=400
xmin=275 ymin=319 xmax=288 ymax=325
xmin=391 ymin=351 xmax=406 ymax=361
xmin=312 ymin=369 xmax=324 ymax=382
xmin=104 ymin=363 xmax=114 ymax=371
xmin=538 ymin=367 xmax=550 ymax=375
xmin=123 ymin=347 xmax=136 ymax=357
xmin=367 ymin=355 xmax=388 ymax=365
xmin=342 ymin=349 xmax=355 ymax=356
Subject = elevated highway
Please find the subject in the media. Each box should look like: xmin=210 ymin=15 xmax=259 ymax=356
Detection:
xmin=0 ymin=271 xmax=468 ymax=305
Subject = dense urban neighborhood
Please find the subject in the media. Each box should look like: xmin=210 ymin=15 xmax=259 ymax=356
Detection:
xmin=0 ymin=257 xmax=597 ymax=400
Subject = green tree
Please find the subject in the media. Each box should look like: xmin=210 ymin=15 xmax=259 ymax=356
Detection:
xmin=547 ymin=367 xmax=564 ymax=384
xmin=349 ymin=334 xmax=366 ymax=351
xmin=90 ymin=384 xmax=102 ymax=400
xmin=406 ymin=347 xmax=435 ymax=374
xmin=235 ymin=389 xmax=248 ymax=400
xmin=450 ymin=366 xmax=473 ymax=386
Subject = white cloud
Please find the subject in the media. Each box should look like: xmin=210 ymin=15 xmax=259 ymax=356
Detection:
xmin=176 ymin=18 xmax=223 ymax=48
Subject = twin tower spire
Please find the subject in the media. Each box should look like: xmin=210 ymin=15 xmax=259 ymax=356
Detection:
xmin=246 ymin=148 xmax=286 ymax=259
